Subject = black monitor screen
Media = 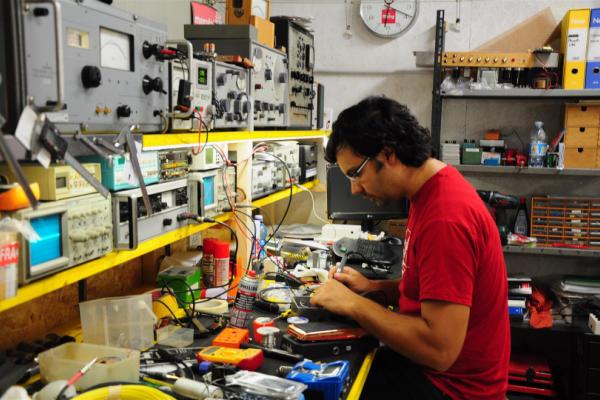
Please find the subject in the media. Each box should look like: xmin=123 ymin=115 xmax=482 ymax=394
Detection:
xmin=327 ymin=164 xmax=409 ymax=221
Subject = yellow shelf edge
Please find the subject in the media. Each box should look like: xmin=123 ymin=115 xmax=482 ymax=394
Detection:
xmin=346 ymin=348 xmax=378 ymax=400
xmin=251 ymin=180 xmax=319 ymax=208
xmin=0 ymin=213 xmax=231 ymax=313
xmin=143 ymin=130 xmax=329 ymax=150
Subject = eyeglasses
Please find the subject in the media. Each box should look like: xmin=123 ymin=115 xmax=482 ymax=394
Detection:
xmin=344 ymin=157 xmax=371 ymax=182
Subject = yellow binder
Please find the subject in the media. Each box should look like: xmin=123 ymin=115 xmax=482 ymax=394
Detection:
xmin=562 ymin=9 xmax=591 ymax=89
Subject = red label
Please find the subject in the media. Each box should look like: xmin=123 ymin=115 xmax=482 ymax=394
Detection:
xmin=381 ymin=9 xmax=396 ymax=24
xmin=191 ymin=2 xmax=222 ymax=25
xmin=0 ymin=243 xmax=19 ymax=267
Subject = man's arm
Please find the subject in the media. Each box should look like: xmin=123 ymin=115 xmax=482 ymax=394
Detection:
xmin=311 ymin=280 xmax=469 ymax=371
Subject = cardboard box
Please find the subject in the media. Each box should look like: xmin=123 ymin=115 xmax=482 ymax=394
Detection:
xmin=475 ymin=8 xmax=560 ymax=52
xmin=565 ymin=126 xmax=599 ymax=147
xmin=564 ymin=147 xmax=597 ymax=168
xmin=564 ymin=104 xmax=600 ymax=126
xmin=226 ymin=0 xmax=270 ymax=25
xmin=251 ymin=15 xmax=275 ymax=48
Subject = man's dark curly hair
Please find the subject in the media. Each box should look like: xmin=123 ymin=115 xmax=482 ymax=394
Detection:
xmin=325 ymin=96 xmax=432 ymax=167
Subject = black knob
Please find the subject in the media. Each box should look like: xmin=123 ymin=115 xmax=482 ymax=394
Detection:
xmin=161 ymin=202 xmax=168 ymax=210
xmin=217 ymin=74 xmax=227 ymax=86
xmin=278 ymin=104 xmax=285 ymax=114
xmin=242 ymin=101 xmax=250 ymax=114
xmin=220 ymin=99 xmax=230 ymax=112
xmin=254 ymin=100 xmax=262 ymax=111
xmin=226 ymin=113 xmax=234 ymax=121
xmin=143 ymin=75 xmax=167 ymax=95
xmin=163 ymin=218 xmax=172 ymax=226
xmin=116 ymin=105 xmax=131 ymax=118
xmin=142 ymin=41 xmax=163 ymax=60
xmin=279 ymin=73 xmax=287 ymax=83
xmin=234 ymin=100 xmax=241 ymax=114
xmin=265 ymin=69 xmax=273 ymax=81
xmin=227 ymin=91 xmax=236 ymax=99
xmin=81 ymin=66 xmax=102 ymax=88
xmin=33 ymin=7 xmax=50 ymax=17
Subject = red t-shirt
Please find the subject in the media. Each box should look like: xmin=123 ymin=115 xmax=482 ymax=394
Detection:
xmin=399 ymin=165 xmax=510 ymax=399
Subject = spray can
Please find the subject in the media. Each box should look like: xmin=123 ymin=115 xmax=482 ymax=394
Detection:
xmin=201 ymin=238 xmax=216 ymax=287
xmin=213 ymin=240 xmax=230 ymax=287
xmin=229 ymin=270 xmax=258 ymax=328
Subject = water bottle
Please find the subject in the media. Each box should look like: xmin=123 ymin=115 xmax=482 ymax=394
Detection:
xmin=528 ymin=121 xmax=548 ymax=168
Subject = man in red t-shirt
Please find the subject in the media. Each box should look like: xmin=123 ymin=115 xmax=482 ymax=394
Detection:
xmin=311 ymin=96 xmax=510 ymax=399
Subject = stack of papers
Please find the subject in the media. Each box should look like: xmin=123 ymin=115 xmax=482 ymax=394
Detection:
xmin=441 ymin=142 xmax=461 ymax=165
xmin=560 ymin=277 xmax=600 ymax=295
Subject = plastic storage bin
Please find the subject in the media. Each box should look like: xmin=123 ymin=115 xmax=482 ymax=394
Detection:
xmin=157 ymin=326 xmax=194 ymax=347
xmin=79 ymin=293 xmax=156 ymax=350
xmin=38 ymin=342 xmax=140 ymax=390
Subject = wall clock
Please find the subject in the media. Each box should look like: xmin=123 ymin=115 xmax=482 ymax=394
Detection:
xmin=359 ymin=0 xmax=419 ymax=38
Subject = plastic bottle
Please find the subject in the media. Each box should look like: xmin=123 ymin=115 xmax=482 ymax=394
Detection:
xmin=253 ymin=215 xmax=268 ymax=259
xmin=512 ymin=197 xmax=530 ymax=236
xmin=528 ymin=121 xmax=548 ymax=168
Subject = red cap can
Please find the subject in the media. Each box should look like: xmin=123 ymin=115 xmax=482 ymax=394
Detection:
xmin=213 ymin=240 xmax=230 ymax=258
xmin=203 ymin=238 xmax=217 ymax=255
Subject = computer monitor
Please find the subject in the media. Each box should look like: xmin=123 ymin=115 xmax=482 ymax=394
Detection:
xmin=327 ymin=164 xmax=409 ymax=231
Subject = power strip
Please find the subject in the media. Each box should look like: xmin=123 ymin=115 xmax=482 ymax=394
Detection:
xmin=319 ymin=224 xmax=362 ymax=242
xmin=589 ymin=312 xmax=600 ymax=335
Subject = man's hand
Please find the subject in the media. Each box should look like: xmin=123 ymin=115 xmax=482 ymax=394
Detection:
xmin=309 ymin=278 xmax=360 ymax=316
xmin=328 ymin=265 xmax=374 ymax=294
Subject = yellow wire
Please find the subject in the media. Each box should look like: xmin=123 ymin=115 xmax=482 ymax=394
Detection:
xmin=73 ymin=385 xmax=175 ymax=400
xmin=142 ymin=376 xmax=175 ymax=388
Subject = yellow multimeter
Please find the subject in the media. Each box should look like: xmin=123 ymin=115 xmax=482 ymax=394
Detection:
xmin=196 ymin=346 xmax=264 ymax=370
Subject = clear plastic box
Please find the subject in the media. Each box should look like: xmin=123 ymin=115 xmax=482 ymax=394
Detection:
xmin=156 ymin=326 xmax=194 ymax=347
xmin=38 ymin=342 xmax=140 ymax=390
xmin=79 ymin=293 xmax=156 ymax=350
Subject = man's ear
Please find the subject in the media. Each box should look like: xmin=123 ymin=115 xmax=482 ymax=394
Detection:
xmin=381 ymin=147 xmax=399 ymax=165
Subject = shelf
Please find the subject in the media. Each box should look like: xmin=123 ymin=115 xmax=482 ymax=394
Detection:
xmin=0 ymin=214 xmax=231 ymax=313
xmin=142 ymin=130 xmax=329 ymax=150
xmin=511 ymin=317 xmax=590 ymax=334
xmin=441 ymin=88 xmax=600 ymax=99
xmin=504 ymin=245 xmax=600 ymax=258
xmin=251 ymin=180 xmax=320 ymax=208
xmin=0 ymin=181 xmax=321 ymax=314
xmin=456 ymin=165 xmax=600 ymax=176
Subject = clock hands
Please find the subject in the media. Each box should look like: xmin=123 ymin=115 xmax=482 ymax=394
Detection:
xmin=383 ymin=0 xmax=392 ymax=27
xmin=388 ymin=5 xmax=413 ymax=18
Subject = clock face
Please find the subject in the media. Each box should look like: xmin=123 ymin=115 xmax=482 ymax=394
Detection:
xmin=359 ymin=0 xmax=419 ymax=38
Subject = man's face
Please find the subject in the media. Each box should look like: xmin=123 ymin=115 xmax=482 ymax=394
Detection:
xmin=335 ymin=146 xmax=393 ymax=206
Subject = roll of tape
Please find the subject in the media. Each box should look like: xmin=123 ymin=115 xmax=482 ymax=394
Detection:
xmin=253 ymin=316 xmax=275 ymax=343
xmin=256 ymin=326 xmax=280 ymax=349
xmin=287 ymin=316 xmax=309 ymax=325
xmin=194 ymin=299 xmax=228 ymax=315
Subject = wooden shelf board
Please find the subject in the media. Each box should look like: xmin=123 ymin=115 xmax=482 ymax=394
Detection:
xmin=143 ymin=130 xmax=329 ymax=150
